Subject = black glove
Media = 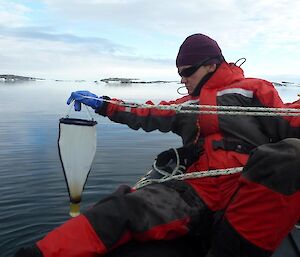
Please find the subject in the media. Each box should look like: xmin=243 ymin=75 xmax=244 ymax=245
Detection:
xmin=134 ymin=146 xmax=201 ymax=188
xmin=156 ymin=146 xmax=198 ymax=167
xmin=157 ymin=144 xmax=202 ymax=168
xmin=156 ymin=148 xmax=178 ymax=167
xmin=14 ymin=245 xmax=43 ymax=257
xmin=135 ymin=148 xmax=184 ymax=182
xmin=154 ymin=147 xmax=189 ymax=175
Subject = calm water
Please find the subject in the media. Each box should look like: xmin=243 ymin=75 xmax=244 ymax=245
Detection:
xmin=0 ymin=81 xmax=299 ymax=256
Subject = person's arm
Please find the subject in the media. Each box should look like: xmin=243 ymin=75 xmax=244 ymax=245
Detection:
xmin=254 ymin=80 xmax=300 ymax=140
xmin=67 ymin=91 xmax=199 ymax=137
xmin=96 ymin=96 xmax=182 ymax=133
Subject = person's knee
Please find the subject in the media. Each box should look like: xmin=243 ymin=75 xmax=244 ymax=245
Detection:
xmin=83 ymin=185 xmax=134 ymax=248
xmin=242 ymin=138 xmax=300 ymax=195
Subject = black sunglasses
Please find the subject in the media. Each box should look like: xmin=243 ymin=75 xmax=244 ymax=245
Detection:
xmin=178 ymin=56 xmax=220 ymax=78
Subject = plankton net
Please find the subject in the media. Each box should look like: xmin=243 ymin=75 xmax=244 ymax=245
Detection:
xmin=58 ymin=117 xmax=97 ymax=217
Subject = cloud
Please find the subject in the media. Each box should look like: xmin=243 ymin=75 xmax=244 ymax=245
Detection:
xmin=0 ymin=25 xmax=133 ymax=55
xmin=0 ymin=34 xmax=175 ymax=80
xmin=0 ymin=1 xmax=176 ymax=80
xmin=0 ymin=1 xmax=31 ymax=26
xmin=1 ymin=0 xmax=300 ymax=81
xmin=40 ymin=0 xmax=300 ymax=48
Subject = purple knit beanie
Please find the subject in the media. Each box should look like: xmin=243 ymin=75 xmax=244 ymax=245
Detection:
xmin=176 ymin=33 xmax=223 ymax=67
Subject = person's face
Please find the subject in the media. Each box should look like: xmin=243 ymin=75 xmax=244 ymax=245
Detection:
xmin=178 ymin=64 xmax=216 ymax=95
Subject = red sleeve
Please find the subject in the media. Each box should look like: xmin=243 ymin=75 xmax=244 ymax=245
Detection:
xmin=100 ymin=95 xmax=196 ymax=134
xmin=254 ymin=80 xmax=300 ymax=138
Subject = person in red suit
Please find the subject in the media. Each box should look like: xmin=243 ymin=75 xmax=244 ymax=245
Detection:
xmin=15 ymin=33 xmax=300 ymax=257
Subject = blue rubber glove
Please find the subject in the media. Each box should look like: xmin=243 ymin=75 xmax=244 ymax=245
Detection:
xmin=67 ymin=90 xmax=103 ymax=111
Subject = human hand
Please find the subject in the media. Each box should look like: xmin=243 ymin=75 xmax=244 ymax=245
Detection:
xmin=67 ymin=90 xmax=103 ymax=111
xmin=153 ymin=148 xmax=186 ymax=176
xmin=156 ymin=148 xmax=177 ymax=167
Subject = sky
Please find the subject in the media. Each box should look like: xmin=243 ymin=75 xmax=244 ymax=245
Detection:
xmin=1 ymin=0 xmax=300 ymax=82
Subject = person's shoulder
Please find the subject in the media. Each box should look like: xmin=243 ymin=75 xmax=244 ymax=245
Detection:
xmin=175 ymin=94 xmax=199 ymax=105
xmin=157 ymin=95 xmax=198 ymax=106
xmin=243 ymin=77 xmax=274 ymax=89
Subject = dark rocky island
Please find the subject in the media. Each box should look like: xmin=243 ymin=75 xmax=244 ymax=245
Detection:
xmin=99 ymin=77 xmax=176 ymax=84
xmin=0 ymin=75 xmax=175 ymax=84
xmin=0 ymin=74 xmax=44 ymax=82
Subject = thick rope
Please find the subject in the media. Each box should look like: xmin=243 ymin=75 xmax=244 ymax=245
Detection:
xmin=101 ymin=99 xmax=300 ymax=117
xmin=75 ymin=94 xmax=300 ymax=116
xmin=133 ymin=167 xmax=243 ymax=189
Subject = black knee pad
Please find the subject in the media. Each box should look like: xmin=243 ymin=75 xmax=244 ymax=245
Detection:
xmin=242 ymin=138 xmax=300 ymax=195
xmin=84 ymin=185 xmax=133 ymax=248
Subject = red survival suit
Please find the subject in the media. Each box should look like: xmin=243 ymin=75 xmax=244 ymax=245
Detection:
xmin=31 ymin=62 xmax=300 ymax=256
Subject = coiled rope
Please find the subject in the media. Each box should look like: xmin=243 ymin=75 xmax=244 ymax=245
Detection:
xmin=132 ymin=148 xmax=243 ymax=190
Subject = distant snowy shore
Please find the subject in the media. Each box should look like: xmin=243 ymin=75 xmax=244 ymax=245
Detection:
xmin=0 ymin=75 xmax=177 ymax=84
xmin=1 ymin=74 xmax=299 ymax=87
